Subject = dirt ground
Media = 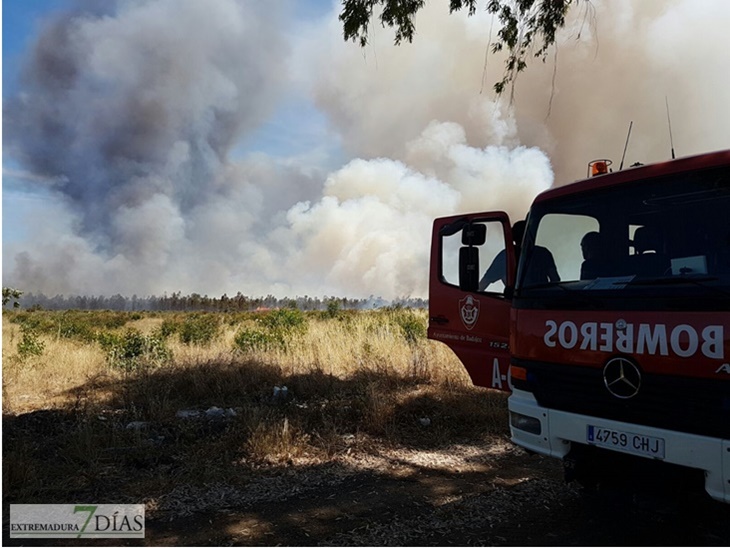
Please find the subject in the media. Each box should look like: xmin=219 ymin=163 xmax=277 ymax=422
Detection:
xmin=8 ymin=435 xmax=728 ymax=547
xmin=144 ymin=439 xmax=730 ymax=547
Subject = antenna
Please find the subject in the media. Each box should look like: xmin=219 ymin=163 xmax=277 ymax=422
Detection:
xmin=665 ymin=96 xmax=676 ymax=159
xmin=619 ymin=120 xmax=633 ymax=170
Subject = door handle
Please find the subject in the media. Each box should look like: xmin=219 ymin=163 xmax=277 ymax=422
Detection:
xmin=430 ymin=315 xmax=449 ymax=325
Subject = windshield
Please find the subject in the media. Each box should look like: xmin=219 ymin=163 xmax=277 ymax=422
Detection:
xmin=516 ymin=165 xmax=730 ymax=308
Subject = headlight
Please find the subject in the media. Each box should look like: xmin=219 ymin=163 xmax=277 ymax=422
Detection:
xmin=510 ymin=411 xmax=542 ymax=435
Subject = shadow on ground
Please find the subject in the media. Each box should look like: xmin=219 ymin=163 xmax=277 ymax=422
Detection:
xmin=3 ymin=358 xmax=510 ymax=545
xmin=4 ymin=359 xmax=729 ymax=546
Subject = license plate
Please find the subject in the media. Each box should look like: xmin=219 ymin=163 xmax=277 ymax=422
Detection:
xmin=587 ymin=425 xmax=665 ymax=459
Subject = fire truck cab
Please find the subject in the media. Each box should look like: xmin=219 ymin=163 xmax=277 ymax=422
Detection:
xmin=428 ymin=150 xmax=730 ymax=503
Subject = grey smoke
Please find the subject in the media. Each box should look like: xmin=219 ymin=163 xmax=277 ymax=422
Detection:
xmin=6 ymin=0 xmax=289 ymax=248
xmin=5 ymin=0 xmax=729 ymax=299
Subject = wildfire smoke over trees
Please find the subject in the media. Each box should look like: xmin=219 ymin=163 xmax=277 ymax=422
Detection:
xmin=8 ymin=291 xmax=425 ymax=312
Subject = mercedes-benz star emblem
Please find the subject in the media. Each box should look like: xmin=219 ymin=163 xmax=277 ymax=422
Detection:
xmin=602 ymin=357 xmax=642 ymax=399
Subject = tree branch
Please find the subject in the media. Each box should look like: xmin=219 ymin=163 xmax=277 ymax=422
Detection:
xmin=339 ymin=0 xmax=577 ymax=95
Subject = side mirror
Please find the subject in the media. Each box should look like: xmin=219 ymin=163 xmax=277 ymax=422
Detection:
xmin=459 ymin=223 xmax=486 ymax=292
xmin=462 ymin=223 xmax=486 ymax=246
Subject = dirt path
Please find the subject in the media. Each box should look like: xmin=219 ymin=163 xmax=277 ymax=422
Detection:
xmin=144 ymin=439 xmax=730 ymax=546
xmin=4 ymin=413 xmax=728 ymax=546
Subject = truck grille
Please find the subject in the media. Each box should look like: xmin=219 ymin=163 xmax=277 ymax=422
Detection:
xmin=512 ymin=358 xmax=730 ymax=439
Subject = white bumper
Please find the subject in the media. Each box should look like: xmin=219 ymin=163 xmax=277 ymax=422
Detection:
xmin=508 ymin=388 xmax=730 ymax=504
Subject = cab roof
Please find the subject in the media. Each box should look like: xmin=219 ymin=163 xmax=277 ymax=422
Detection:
xmin=534 ymin=149 xmax=730 ymax=204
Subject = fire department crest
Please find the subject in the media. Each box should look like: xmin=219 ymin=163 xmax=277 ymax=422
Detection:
xmin=459 ymin=295 xmax=480 ymax=331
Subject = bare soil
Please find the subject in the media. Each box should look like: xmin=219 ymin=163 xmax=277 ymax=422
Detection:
xmin=6 ymin=433 xmax=728 ymax=546
xmin=144 ymin=440 xmax=730 ymax=547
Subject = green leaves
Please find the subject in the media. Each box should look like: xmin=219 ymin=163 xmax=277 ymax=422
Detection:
xmin=102 ymin=329 xmax=172 ymax=371
xmin=179 ymin=314 xmax=221 ymax=346
xmin=3 ymin=287 xmax=23 ymax=308
xmin=233 ymin=309 xmax=309 ymax=353
xmin=17 ymin=325 xmax=45 ymax=360
xmin=340 ymin=0 xmax=428 ymax=46
xmin=340 ymin=0 xmax=377 ymax=47
xmin=380 ymin=0 xmax=426 ymax=45
xmin=339 ymin=0 xmax=574 ymax=95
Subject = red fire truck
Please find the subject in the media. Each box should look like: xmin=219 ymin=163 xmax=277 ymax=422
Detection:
xmin=428 ymin=150 xmax=730 ymax=503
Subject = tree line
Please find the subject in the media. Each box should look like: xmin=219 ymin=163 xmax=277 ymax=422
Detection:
xmin=5 ymin=290 xmax=427 ymax=312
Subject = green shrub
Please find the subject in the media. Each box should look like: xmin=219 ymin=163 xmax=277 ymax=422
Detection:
xmin=10 ymin=310 xmax=133 ymax=342
xmin=96 ymin=331 xmax=122 ymax=352
xmin=259 ymin=308 xmax=307 ymax=334
xmin=56 ymin=313 xmax=96 ymax=341
xmin=396 ymin=314 xmax=426 ymax=344
xmin=325 ymin=300 xmax=341 ymax=319
xmin=179 ymin=314 xmax=220 ymax=346
xmin=9 ymin=312 xmax=50 ymax=332
xmin=378 ymin=307 xmax=427 ymax=345
xmin=17 ymin=325 xmax=45 ymax=360
xmin=233 ymin=329 xmax=276 ymax=353
xmin=233 ymin=309 xmax=308 ymax=353
xmin=104 ymin=329 xmax=171 ymax=371
xmin=155 ymin=318 xmax=179 ymax=340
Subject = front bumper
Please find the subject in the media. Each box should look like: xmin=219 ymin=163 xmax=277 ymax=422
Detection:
xmin=508 ymin=388 xmax=730 ymax=504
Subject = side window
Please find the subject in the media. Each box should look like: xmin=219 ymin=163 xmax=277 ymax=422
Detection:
xmin=532 ymin=214 xmax=600 ymax=282
xmin=441 ymin=220 xmax=508 ymax=294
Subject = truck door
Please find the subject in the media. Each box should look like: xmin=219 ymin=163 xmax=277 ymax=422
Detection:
xmin=428 ymin=212 xmax=515 ymax=391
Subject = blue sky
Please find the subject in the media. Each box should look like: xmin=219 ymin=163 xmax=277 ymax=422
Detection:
xmin=3 ymin=1 xmax=67 ymax=245
xmin=3 ymin=1 xmax=68 ymax=94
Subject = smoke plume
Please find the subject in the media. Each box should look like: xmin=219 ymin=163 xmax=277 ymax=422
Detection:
xmin=4 ymin=0 xmax=729 ymax=299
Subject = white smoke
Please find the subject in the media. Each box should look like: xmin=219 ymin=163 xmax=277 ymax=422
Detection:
xmin=5 ymin=0 xmax=729 ymax=300
xmin=282 ymin=130 xmax=551 ymax=297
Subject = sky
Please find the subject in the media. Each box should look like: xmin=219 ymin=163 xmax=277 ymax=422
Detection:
xmin=3 ymin=0 xmax=730 ymax=300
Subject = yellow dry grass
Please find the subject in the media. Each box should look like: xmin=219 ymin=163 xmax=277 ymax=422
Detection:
xmin=2 ymin=310 xmax=469 ymax=416
xmin=3 ymin=319 xmax=108 ymax=414
xmin=236 ymin=312 xmax=470 ymax=385
xmin=3 ymin=309 xmax=508 ymax=505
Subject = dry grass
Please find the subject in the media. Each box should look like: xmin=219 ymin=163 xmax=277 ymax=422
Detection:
xmin=3 ymin=320 xmax=108 ymax=413
xmin=2 ymin=308 xmax=508 ymax=506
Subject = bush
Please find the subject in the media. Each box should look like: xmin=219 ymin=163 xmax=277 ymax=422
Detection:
xmin=9 ymin=310 xmax=133 ymax=342
xmin=233 ymin=309 xmax=308 ymax=353
xmin=9 ymin=312 xmax=53 ymax=333
xmin=259 ymin=309 xmax=307 ymax=334
xmin=96 ymin=331 xmax=121 ymax=351
xmin=155 ymin=318 xmax=179 ymax=340
xmin=380 ymin=307 xmax=427 ymax=345
xmin=233 ymin=329 xmax=276 ymax=353
xmin=396 ymin=313 xmax=427 ymax=345
xmin=103 ymin=329 xmax=171 ymax=371
xmin=17 ymin=325 xmax=45 ymax=360
xmin=325 ymin=300 xmax=341 ymax=319
xmin=56 ymin=312 xmax=97 ymax=341
xmin=179 ymin=314 xmax=220 ymax=346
